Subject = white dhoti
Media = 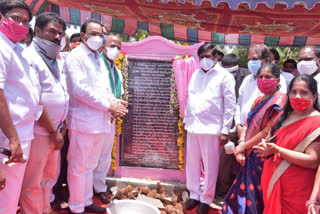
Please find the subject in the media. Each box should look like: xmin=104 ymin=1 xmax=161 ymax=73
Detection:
xmin=186 ymin=132 xmax=222 ymax=205
xmin=93 ymin=121 xmax=115 ymax=193
xmin=0 ymin=140 xmax=31 ymax=214
xmin=67 ymin=130 xmax=106 ymax=213
xmin=19 ymin=134 xmax=58 ymax=214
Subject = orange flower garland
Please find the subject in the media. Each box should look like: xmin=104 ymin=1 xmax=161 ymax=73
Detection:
xmin=111 ymin=52 xmax=128 ymax=171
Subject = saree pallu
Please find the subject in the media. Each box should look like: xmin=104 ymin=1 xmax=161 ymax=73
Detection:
xmin=261 ymin=115 xmax=320 ymax=214
xmin=222 ymin=92 xmax=287 ymax=214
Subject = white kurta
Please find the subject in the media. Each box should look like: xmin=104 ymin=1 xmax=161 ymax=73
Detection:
xmin=19 ymin=43 xmax=69 ymax=214
xmin=65 ymin=43 xmax=114 ymax=213
xmin=234 ymin=73 xmax=287 ymax=126
xmin=0 ymin=32 xmax=40 ymax=214
xmin=93 ymin=59 xmax=124 ymax=193
xmin=184 ymin=64 xmax=236 ymax=135
xmin=184 ymin=63 xmax=236 ymax=204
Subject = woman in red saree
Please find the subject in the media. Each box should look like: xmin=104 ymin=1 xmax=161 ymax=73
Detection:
xmin=254 ymin=74 xmax=320 ymax=214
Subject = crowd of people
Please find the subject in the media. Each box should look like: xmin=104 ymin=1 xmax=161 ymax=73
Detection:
xmin=184 ymin=44 xmax=320 ymax=214
xmin=1 ymin=0 xmax=320 ymax=214
xmin=0 ymin=1 xmax=127 ymax=214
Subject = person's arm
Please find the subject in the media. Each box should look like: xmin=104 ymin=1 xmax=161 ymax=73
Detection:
xmin=235 ymin=77 xmax=246 ymax=138
xmin=236 ymin=109 xmax=279 ymax=154
xmin=277 ymin=143 xmax=320 ymax=169
xmin=37 ymin=103 xmax=64 ymax=150
xmin=66 ymin=55 xmax=127 ymax=115
xmin=219 ymin=74 xmax=236 ymax=144
xmin=0 ymin=90 xmax=23 ymax=164
xmin=0 ymin=167 xmax=5 ymax=190
xmin=308 ymin=165 xmax=320 ymax=214
xmin=255 ymin=142 xmax=320 ymax=169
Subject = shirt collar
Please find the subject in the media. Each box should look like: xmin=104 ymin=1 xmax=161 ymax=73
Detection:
xmin=80 ymin=42 xmax=99 ymax=58
xmin=0 ymin=31 xmax=18 ymax=50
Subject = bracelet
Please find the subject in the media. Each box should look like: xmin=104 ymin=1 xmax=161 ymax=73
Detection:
xmin=238 ymin=139 xmax=244 ymax=143
xmin=306 ymin=200 xmax=320 ymax=208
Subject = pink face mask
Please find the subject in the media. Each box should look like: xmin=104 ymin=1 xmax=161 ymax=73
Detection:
xmin=0 ymin=18 xmax=28 ymax=44
xmin=257 ymin=78 xmax=278 ymax=94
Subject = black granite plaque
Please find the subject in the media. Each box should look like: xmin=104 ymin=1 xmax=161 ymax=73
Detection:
xmin=120 ymin=59 xmax=179 ymax=169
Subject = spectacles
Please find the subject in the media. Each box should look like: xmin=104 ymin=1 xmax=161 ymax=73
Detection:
xmin=5 ymin=15 xmax=29 ymax=27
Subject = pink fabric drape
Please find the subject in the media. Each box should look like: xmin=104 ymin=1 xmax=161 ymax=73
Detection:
xmin=173 ymin=57 xmax=199 ymax=119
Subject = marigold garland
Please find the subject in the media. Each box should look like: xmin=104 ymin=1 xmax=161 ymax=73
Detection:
xmin=111 ymin=52 xmax=129 ymax=172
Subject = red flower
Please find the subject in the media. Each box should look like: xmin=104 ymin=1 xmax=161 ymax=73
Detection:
xmin=249 ymin=184 xmax=254 ymax=190
xmin=240 ymin=184 xmax=245 ymax=190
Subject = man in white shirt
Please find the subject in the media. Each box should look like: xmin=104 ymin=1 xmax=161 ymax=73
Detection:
xmin=93 ymin=35 xmax=124 ymax=203
xmin=270 ymin=48 xmax=294 ymax=87
xmin=0 ymin=1 xmax=41 ymax=213
xmin=235 ymin=45 xmax=287 ymax=138
xmin=184 ymin=44 xmax=236 ymax=214
xmin=19 ymin=12 xmax=69 ymax=214
xmin=65 ymin=19 xmax=128 ymax=214
xmin=297 ymin=46 xmax=320 ymax=102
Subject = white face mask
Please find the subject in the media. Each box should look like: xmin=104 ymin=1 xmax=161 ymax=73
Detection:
xmin=86 ymin=35 xmax=103 ymax=51
xmin=106 ymin=47 xmax=121 ymax=61
xmin=297 ymin=60 xmax=318 ymax=75
xmin=200 ymin=58 xmax=215 ymax=71
xmin=224 ymin=65 xmax=239 ymax=72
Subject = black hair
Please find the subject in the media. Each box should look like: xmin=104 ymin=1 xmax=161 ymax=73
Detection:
xmin=0 ymin=0 xmax=32 ymax=21
xmin=214 ymin=49 xmax=224 ymax=57
xmin=222 ymin=53 xmax=239 ymax=67
xmin=80 ymin=19 xmax=101 ymax=34
xmin=197 ymin=43 xmax=215 ymax=57
xmin=283 ymin=59 xmax=297 ymax=68
xmin=271 ymin=74 xmax=320 ymax=136
xmin=248 ymin=44 xmax=270 ymax=60
xmin=35 ymin=12 xmax=66 ymax=31
xmin=270 ymin=48 xmax=280 ymax=61
xmin=28 ymin=26 xmax=33 ymax=40
xmin=306 ymin=46 xmax=320 ymax=59
xmin=257 ymin=63 xmax=280 ymax=78
xmin=70 ymin=33 xmax=81 ymax=42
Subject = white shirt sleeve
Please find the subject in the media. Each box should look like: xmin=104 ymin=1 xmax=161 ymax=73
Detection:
xmin=66 ymin=56 xmax=112 ymax=112
xmin=0 ymin=53 xmax=7 ymax=89
xmin=221 ymin=74 xmax=236 ymax=135
xmin=234 ymin=76 xmax=246 ymax=126
xmin=279 ymin=73 xmax=287 ymax=94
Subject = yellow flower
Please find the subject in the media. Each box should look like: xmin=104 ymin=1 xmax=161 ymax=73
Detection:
xmin=116 ymin=64 xmax=122 ymax=70
xmin=118 ymin=53 xmax=124 ymax=60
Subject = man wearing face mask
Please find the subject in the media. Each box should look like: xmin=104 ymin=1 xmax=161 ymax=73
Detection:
xmin=93 ymin=35 xmax=123 ymax=203
xmin=215 ymin=54 xmax=250 ymax=199
xmin=0 ymin=1 xmax=42 ymax=213
xmin=184 ymin=44 xmax=236 ymax=214
xmin=297 ymin=46 xmax=320 ymax=102
xmin=65 ymin=19 xmax=128 ymax=214
xmin=234 ymin=44 xmax=287 ymax=139
xmin=19 ymin=12 xmax=69 ymax=214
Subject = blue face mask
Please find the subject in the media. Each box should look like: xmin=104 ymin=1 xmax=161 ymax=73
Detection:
xmin=248 ymin=60 xmax=262 ymax=75
xmin=17 ymin=42 xmax=27 ymax=49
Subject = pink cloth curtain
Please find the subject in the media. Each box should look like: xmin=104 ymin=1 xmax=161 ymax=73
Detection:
xmin=173 ymin=57 xmax=199 ymax=119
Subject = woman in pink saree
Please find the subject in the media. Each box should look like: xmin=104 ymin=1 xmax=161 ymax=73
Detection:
xmin=254 ymin=75 xmax=320 ymax=214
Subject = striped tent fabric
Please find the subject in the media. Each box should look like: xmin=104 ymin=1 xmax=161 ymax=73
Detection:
xmin=19 ymin=0 xmax=320 ymax=46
